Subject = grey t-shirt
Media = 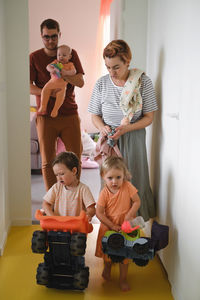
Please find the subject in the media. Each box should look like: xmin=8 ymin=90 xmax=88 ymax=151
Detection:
xmin=88 ymin=73 xmax=158 ymax=127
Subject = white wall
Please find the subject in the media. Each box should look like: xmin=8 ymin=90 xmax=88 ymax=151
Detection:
xmin=119 ymin=1 xmax=200 ymax=299
xmin=111 ymin=0 xmax=148 ymax=71
xmin=120 ymin=0 xmax=148 ymax=70
xmin=29 ymin=0 xmax=101 ymax=133
xmin=110 ymin=0 xmax=123 ymax=41
xmin=5 ymin=0 xmax=32 ymax=226
xmin=0 ymin=0 xmax=32 ymax=254
xmin=0 ymin=0 xmax=9 ymax=255
xmin=146 ymin=1 xmax=200 ymax=299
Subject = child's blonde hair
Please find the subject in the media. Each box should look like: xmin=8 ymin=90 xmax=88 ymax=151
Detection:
xmin=100 ymin=156 xmax=131 ymax=181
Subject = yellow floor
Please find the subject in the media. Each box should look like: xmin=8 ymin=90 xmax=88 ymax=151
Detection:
xmin=0 ymin=224 xmax=174 ymax=300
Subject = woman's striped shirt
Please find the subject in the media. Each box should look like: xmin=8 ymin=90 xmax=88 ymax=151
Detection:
xmin=88 ymin=73 xmax=158 ymax=127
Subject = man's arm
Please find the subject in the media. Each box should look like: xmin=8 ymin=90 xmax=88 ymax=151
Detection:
xmin=60 ymin=71 xmax=84 ymax=88
xmin=30 ymin=81 xmax=42 ymax=96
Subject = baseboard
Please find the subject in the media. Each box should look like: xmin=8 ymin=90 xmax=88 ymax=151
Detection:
xmin=0 ymin=219 xmax=32 ymax=255
xmin=11 ymin=219 xmax=32 ymax=226
xmin=0 ymin=224 xmax=11 ymax=256
xmin=156 ymin=252 xmax=169 ymax=279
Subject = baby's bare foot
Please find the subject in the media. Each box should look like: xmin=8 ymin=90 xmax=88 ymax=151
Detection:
xmin=51 ymin=110 xmax=58 ymax=118
xmin=38 ymin=106 xmax=45 ymax=113
xmin=120 ymin=280 xmax=130 ymax=292
xmin=37 ymin=107 xmax=47 ymax=115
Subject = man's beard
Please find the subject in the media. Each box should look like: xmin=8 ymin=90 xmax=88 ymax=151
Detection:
xmin=45 ymin=44 xmax=57 ymax=51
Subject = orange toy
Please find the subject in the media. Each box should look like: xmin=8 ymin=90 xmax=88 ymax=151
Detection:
xmin=35 ymin=209 xmax=93 ymax=234
xmin=32 ymin=210 xmax=93 ymax=290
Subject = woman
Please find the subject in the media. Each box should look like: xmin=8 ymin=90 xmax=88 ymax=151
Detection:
xmin=88 ymin=39 xmax=158 ymax=221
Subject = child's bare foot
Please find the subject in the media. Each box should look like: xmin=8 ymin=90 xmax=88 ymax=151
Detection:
xmin=37 ymin=107 xmax=47 ymax=115
xmin=51 ymin=110 xmax=58 ymax=118
xmin=37 ymin=111 xmax=47 ymax=115
xmin=102 ymin=263 xmax=111 ymax=281
xmin=120 ymin=279 xmax=130 ymax=292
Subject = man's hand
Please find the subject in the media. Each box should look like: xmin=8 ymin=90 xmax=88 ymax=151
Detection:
xmin=60 ymin=68 xmax=69 ymax=77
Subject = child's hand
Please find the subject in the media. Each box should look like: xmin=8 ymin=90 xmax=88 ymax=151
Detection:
xmin=86 ymin=214 xmax=92 ymax=222
xmin=111 ymin=224 xmax=121 ymax=232
xmin=51 ymin=68 xmax=58 ymax=75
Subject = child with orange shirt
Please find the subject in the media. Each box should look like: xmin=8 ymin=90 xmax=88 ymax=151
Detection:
xmin=95 ymin=156 xmax=141 ymax=291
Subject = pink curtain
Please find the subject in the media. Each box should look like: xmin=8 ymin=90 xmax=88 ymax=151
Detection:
xmin=95 ymin=0 xmax=113 ymax=79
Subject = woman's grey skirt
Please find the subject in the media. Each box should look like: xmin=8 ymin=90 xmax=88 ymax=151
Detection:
xmin=118 ymin=128 xmax=156 ymax=221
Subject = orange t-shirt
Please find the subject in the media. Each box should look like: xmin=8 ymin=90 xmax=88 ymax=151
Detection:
xmin=95 ymin=181 xmax=138 ymax=257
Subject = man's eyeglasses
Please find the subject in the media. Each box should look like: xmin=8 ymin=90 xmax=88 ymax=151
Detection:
xmin=42 ymin=34 xmax=58 ymax=41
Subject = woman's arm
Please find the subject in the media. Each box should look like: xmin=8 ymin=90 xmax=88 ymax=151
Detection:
xmin=111 ymin=111 xmax=155 ymax=140
xmin=124 ymin=193 xmax=141 ymax=221
xmin=91 ymin=114 xmax=111 ymax=136
xmin=96 ymin=204 xmax=121 ymax=231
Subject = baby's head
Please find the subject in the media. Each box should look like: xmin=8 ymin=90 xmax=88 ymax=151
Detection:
xmin=57 ymin=44 xmax=72 ymax=64
xmin=52 ymin=152 xmax=80 ymax=185
xmin=100 ymin=157 xmax=131 ymax=192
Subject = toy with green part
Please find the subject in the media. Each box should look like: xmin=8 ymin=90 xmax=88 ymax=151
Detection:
xmin=102 ymin=222 xmax=153 ymax=266
xmin=51 ymin=62 xmax=63 ymax=78
xmin=102 ymin=217 xmax=169 ymax=266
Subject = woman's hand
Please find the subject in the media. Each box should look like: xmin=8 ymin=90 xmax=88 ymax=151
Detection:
xmin=109 ymin=112 xmax=155 ymax=139
xmin=109 ymin=124 xmax=130 ymax=139
xmin=100 ymin=125 xmax=111 ymax=137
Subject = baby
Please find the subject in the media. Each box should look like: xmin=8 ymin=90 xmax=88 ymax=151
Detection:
xmin=38 ymin=44 xmax=76 ymax=117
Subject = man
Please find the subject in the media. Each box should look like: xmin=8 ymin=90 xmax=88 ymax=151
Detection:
xmin=30 ymin=19 xmax=84 ymax=191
